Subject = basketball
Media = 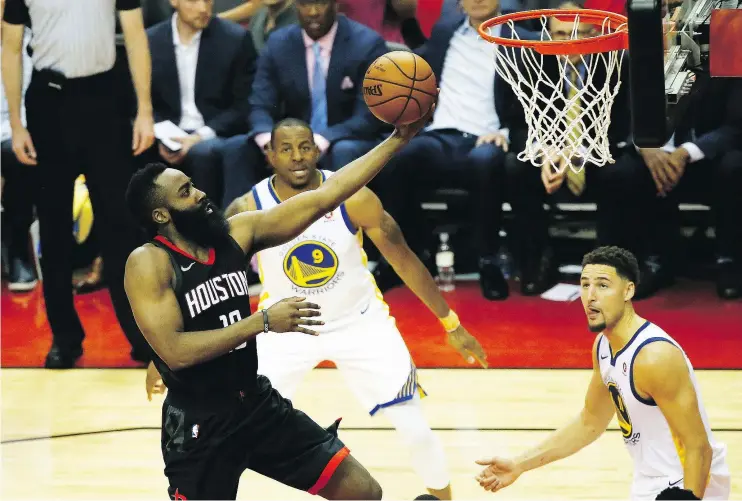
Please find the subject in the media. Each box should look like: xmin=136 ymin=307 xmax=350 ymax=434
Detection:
xmin=362 ymin=51 xmax=437 ymax=126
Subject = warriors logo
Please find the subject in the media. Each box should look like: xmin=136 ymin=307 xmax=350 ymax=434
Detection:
xmin=283 ymin=241 xmax=339 ymax=288
xmin=607 ymin=382 xmax=633 ymax=439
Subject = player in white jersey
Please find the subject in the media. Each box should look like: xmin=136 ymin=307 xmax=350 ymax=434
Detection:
xmin=476 ymin=246 xmax=729 ymax=500
xmin=225 ymin=118 xmax=489 ymax=500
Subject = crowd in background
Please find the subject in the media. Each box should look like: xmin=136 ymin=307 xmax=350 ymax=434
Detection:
xmin=1 ymin=0 xmax=740 ymax=369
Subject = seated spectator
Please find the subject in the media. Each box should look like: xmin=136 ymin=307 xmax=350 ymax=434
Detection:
xmin=1 ymin=21 xmax=36 ymax=292
xmin=148 ymin=0 xmax=257 ymax=207
xmin=219 ymin=0 xmax=299 ymax=52
xmin=376 ymin=0 xmax=532 ymax=301
xmin=597 ymin=77 xmax=742 ymax=299
xmin=336 ymin=0 xmax=415 ymax=44
xmin=501 ymin=1 xmax=631 ymax=296
xmin=247 ymin=0 xmax=389 ymax=172
xmin=249 ymin=0 xmax=298 ymax=51
xmin=402 ymin=0 xmax=524 ymax=49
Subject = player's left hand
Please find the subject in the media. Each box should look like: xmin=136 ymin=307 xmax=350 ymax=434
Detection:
xmin=146 ymin=361 xmax=167 ymax=401
xmin=447 ymin=325 xmax=488 ymax=368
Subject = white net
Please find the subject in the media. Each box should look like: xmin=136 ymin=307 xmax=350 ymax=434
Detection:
xmin=485 ymin=14 xmax=626 ymax=173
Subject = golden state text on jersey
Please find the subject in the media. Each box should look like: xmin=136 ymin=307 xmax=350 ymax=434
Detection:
xmin=279 ymin=234 xmax=344 ymax=293
xmin=606 ymin=377 xmax=641 ymax=446
xmin=251 ymin=170 xmax=384 ymax=329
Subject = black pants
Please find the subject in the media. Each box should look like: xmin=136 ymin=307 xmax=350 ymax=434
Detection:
xmin=24 ymin=68 xmax=148 ymax=355
xmin=593 ymin=149 xmax=742 ymax=265
xmin=505 ymin=150 xmax=635 ymax=263
xmin=162 ymin=376 xmax=347 ymax=500
xmin=1 ymin=139 xmax=37 ymax=264
xmin=380 ymin=129 xmax=508 ymax=260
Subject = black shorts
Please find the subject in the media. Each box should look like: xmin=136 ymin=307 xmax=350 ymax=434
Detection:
xmin=161 ymin=375 xmax=348 ymax=500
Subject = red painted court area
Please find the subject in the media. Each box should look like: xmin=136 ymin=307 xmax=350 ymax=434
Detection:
xmin=1 ymin=280 xmax=740 ymax=369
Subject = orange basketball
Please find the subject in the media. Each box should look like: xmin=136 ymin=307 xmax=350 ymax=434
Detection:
xmin=362 ymin=51 xmax=437 ymax=126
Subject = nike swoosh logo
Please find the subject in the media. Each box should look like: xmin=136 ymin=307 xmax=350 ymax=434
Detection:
xmin=360 ymin=303 xmax=369 ymax=314
xmin=600 ymin=354 xmax=608 ymax=360
xmin=181 ymin=263 xmax=195 ymax=271
xmin=669 ymin=478 xmax=683 ymax=486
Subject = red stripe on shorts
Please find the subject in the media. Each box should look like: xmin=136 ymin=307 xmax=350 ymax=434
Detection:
xmin=307 ymin=446 xmax=351 ymax=495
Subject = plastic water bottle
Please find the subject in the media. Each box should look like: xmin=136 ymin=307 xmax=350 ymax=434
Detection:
xmin=497 ymin=244 xmax=514 ymax=279
xmin=436 ymin=232 xmax=455 ymax=292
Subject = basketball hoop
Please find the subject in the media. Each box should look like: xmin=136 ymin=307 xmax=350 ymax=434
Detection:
xmin=478 ymin=9 xmax=629 ymax=173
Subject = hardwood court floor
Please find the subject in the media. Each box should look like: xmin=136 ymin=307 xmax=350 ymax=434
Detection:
xmin=2 ymin=368 xmax=740 ymax=500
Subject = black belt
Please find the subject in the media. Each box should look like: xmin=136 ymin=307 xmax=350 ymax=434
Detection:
xmin=31 ymin=68 xmax=115 ymax=95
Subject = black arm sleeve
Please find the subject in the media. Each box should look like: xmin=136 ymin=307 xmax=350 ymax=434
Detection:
xmin=116 ymin=0 xmax=141 ymax=11
xmin=3 ymin=0 xmax=30 ymax=25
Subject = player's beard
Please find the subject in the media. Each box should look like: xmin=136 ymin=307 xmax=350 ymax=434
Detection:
xmin=588 ymin=320 xmax=607 ymax=333
xmin=170 ymin=199 xmax=230 ymax=248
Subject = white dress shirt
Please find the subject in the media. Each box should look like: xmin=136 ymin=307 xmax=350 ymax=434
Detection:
xmin=429 ymin=20 xmax=506 ymax=139
xmin=171 ymin=14 xmax=215 ymax=140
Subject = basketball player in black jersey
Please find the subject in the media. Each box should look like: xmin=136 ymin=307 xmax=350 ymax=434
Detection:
xmin=122 ymin=105 xmax=434 ymax=500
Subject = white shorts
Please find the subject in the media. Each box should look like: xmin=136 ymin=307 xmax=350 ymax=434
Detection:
xmin=632 ymin=444 xmax=730 ymax=500
xmin=632 ymin=473 xmax=731 ymax=500
xmin=257 ymin=302 xmax=422 ymax=414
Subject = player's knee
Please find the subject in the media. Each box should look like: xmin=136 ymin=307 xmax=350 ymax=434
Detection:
xmin=366 ymin=476 xmax=383 ymax=500
xmin=385 ymin=401 xmax=436 ymax=445
xmin=403 ymin=419 xmax=438 ymax=449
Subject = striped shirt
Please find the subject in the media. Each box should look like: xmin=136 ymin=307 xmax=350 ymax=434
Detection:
xmin=2 ymin=0 xmax=140 ymax=78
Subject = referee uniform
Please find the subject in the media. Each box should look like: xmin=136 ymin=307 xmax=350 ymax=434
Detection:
xmin=2 ymin=0 xmax=152 ymax=367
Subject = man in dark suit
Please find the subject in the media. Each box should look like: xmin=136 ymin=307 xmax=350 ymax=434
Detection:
xmin=148 ymin=0 xmax=257 ymax=207
xmin=376 ymin=0 xmax=535 ymax=301
xmin=596 ymin=77 xmax=742 ymax=299
xmin=247 ymin=0 xmax=388 ymax=172
xmin=501 ymin=2 xmax=632 ymax=296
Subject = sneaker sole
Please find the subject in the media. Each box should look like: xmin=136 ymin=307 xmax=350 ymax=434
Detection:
xmin=8 ymin=280 xmax=38 ymax=292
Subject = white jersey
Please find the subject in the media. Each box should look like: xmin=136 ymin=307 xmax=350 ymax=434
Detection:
xmin=596 ymin=321 xmax=730 ymax=500
xmin=251 ymin=170 xmax=386 ymax=332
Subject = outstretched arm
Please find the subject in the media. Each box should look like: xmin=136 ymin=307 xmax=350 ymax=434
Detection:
xmin=345 ymin=188 xmax=487 ymax=367
xmin=228 ymin=106 xmax=435 ymax=254
xmin=476 ymin=335 xmax=615 ymax=492
xmin=633 ymin=342 xmax=713 ymax=499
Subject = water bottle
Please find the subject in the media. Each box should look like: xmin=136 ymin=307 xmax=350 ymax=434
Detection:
xmin=436 ymin=232 xmax=455 ymax=292
xmin=497 ymin=244 xmax=514 ymax=279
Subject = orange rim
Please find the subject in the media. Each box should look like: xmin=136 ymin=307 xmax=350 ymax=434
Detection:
xmin=477 ymin=9 xmax=629 ymax=55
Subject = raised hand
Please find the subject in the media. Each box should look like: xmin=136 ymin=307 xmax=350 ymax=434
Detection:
xmin=265 ymin=297 xmax=324 ymax=335
xmin=395 ymin=90 xmax=439 ymax=141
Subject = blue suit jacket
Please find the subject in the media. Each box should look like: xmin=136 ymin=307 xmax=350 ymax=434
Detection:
xmin=248 ymin=15 xmax=388 ymax=143
xmin=148 ymin=17 xmax=257 ymax=137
